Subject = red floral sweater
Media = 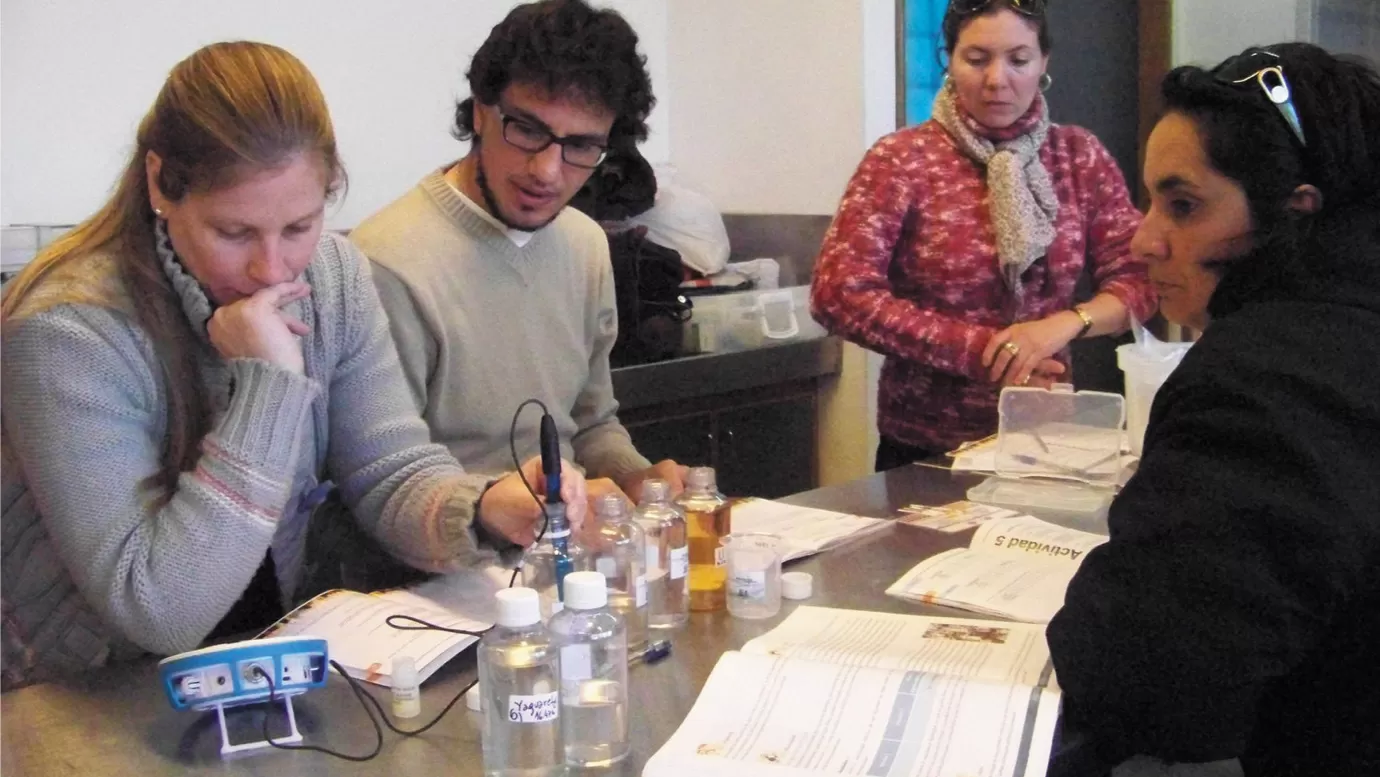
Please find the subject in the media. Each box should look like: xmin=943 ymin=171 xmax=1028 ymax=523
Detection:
xmin=811 ymin=119 xmax=1157 ymax=453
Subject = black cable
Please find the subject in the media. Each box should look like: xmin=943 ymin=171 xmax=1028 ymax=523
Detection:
xmin=508 ymin=398 xmax=554 ymax=587
xmin=384 ymin=614 xmax=489 ymax=637
xmin=258 ymin=661 xmax=383 ymax=762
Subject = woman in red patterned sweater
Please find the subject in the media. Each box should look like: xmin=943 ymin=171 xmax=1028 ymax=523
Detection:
xmin=811 ymin=0 xmax=1157 ymax=470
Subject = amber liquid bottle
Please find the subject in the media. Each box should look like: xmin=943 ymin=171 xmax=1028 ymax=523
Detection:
xmin=676 ymin=467 xmax=732 ymax=612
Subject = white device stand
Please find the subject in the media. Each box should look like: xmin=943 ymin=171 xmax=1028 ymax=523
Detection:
xmin=213 ymin=693 xmax=304 ymax=755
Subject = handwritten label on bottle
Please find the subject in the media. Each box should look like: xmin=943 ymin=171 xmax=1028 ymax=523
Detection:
xmin=670 ymin=546 xmax=690 ymax=579
xmin=731 ymin=571 xmax=767 ymax=601
xmin=645 ymin=544 xmax=660 ymax=575
xmin=714 ymin=546 xmax=727 ymax=567
xmin=507 ymin=692 xmax=560 ymax=723
xmin=635 ymin=574 xmax=648 ymax=607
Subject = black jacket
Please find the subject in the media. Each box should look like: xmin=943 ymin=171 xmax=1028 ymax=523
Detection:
xmin=1048 ymin=206 xmax=1380 ymax=777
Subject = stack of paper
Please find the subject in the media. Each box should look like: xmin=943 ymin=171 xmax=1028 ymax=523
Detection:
xmin=644 ymin=606 xmax=1060 ymax=777
xmin=887 ymin=513 xmax=1107 ymax=623
xmin=258 ymin=568 xmax=505 ymax=687
xmin=731 ymin=499 xmax=892 ymax=561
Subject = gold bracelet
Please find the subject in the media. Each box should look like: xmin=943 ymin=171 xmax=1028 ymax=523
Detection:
xmin=1072 ymin=305 xmax=1094 ymax=339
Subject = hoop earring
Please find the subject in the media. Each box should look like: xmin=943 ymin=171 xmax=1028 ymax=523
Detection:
xmin=1039 ymin=73 xmax=1053 ymax=92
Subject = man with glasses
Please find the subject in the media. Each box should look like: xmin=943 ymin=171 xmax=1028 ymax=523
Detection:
xmin=353 ymin=0 xmax=685 ymax=511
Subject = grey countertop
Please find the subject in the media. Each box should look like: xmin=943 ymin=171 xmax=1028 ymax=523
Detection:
xmin=0 ymin=464 xmax=980 ymax=777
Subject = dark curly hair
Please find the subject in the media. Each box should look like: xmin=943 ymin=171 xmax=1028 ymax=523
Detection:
xmin=452 ymin=0 xmax=655 ymax=150
xmin=1161 ymin=43 xmax=1380 ymax=240
xmin=942 ymin=0 xmax=1051 ymax=56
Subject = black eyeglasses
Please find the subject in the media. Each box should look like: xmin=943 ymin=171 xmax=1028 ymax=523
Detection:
xmin=1214 ymin=50 xmax=1307 ymax=148
xmin=949 ymin=0 xmax=1046 ymax=17
xmin=495 ymin=106 xmax=609 ymax=169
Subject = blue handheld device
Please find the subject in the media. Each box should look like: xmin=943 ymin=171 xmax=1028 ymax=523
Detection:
xmin=158 ymin=635 xmax=329 ymax=755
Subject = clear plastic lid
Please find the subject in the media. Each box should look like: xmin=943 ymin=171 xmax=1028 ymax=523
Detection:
xmin=995 ymin=385 xmax=1125 ymax=486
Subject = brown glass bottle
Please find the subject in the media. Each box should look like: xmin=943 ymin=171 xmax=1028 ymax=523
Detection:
xmin=676 ymin=467 xmax=732 ymax=612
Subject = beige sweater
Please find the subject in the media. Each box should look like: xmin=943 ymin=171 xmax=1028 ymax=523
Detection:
xmin=351 ymin=171 xmax=651 ymax=481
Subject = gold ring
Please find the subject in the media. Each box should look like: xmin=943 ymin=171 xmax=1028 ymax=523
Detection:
xmin=1003 ymin=342 xmax=1020 ymax=356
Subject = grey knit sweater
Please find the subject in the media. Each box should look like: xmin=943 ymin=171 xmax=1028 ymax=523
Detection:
xmin=1 ymin=229 xmax=495 ymax=686
xmin=352 ymin=171 xmax=651 ymax=480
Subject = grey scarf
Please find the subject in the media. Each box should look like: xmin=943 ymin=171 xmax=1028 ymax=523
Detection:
xmin=932 ymin=80 xmax=1059 ymax=295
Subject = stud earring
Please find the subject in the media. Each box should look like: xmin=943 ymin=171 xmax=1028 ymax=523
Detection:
xmin=153 ymin=206 xmax=165 ymax=218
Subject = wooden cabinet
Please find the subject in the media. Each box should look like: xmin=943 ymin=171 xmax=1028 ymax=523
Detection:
xmin=621 ymin=379 xmax=819 ymax=499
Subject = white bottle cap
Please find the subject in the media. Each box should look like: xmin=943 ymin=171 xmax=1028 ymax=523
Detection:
xmin=495 ymin=587 xmax=541 ymax=627
xmin=564 ymin=571 xmax=608 ymax=611
xmin=781 ymin=571 xmax=813 ymax=600
xmin=392 ymin=655 xmax=418 ymax=687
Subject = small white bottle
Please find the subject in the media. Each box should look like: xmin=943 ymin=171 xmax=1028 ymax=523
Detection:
xmin=636 ymin=479 xmax=689 ymax=629
xmin=549 ymin=571 xmax=630 ymax=767
xmin=390 ymin=655 xmax=421 ymax=719
xmin=479 ymin=588 xmax=563 ymax=777
xmin=589 ymin=493 xmax=649 ymax=654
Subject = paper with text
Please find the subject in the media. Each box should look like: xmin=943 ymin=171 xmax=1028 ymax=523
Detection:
xmin=886 ymin=515 xmax=1107 ymax=623
xmin=644 ymin=613 xmax=1059 ymax=777
xmin=742 ymin=607 xmax=1055 ymax=690
xmin=732 ymin=500 xmax=892 ymax=562
xmin=260 ymin=587 xmax=491 ymax=687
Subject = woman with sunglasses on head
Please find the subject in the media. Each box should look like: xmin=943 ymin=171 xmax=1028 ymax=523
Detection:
xmin=0 ymin=42 xmax=587 ymax=689
xmin=1048 ymin=43 xmax=1380 ymax=776
xmin=811 ymin=0 xmax=1155 ymax=471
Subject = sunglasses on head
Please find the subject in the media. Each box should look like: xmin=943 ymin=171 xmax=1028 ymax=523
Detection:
xmin=949 ymin=0 xmax=1046 ymax=16
xmin=1214 ymin=49 xmax=1307 ymax=148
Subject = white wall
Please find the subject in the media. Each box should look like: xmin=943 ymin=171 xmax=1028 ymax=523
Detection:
xmin=0 ymin=0 xmax=669 ymax=229
xmin=664 ymin=1 xmax=865 ymax=215
xmin=662 ymin=1 xmax=893 ymax=484
xmin=1172 ymin=0 xmax=1310 ymax=65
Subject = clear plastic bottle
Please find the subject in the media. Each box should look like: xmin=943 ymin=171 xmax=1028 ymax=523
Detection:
xmin=548 ymin=571 xmax=630 ymax=767
xmin=521 ymin=500 xmax=589 ymax=622
xmin=635 ymin=479 xmax=689 ymax=629
xmin=676 ymin=467 xmax=732 ymax=612
xmin=478 ymin=587 xmax=563 ymax=777
xmin=588 ymin=493 xmax=649 ymax=655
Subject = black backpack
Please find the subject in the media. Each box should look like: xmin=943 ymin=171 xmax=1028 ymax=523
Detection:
xmin=605 ymin=225 xmax=693 ymax=366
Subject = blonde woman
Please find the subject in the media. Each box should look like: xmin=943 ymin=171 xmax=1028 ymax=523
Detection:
xmin=1 ymin=42 xmax=586 ymax=688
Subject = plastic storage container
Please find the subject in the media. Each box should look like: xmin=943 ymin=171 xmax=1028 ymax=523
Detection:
xmin=548 ymin=572 xmax=630 ymax=768
xmin=966 ymin=477 xmax=1113 ymax=534
xmin=635 ymin=479 xmax=689 ymax=630
xmin=478 ymin=588 xmax=563 ymax=777
xmin=994 ymin=386 xmax=1125 ymax=487
xmin=1117 ymin=337 xmax=1192 ymax=457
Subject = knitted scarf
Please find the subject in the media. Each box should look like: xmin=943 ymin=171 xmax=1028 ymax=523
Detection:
xmin=931 ymin=80 xmax=1059 ymax=295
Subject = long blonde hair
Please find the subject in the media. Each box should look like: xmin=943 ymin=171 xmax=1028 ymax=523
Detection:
xmin=2 ymin=41 xmax=345 ymax=500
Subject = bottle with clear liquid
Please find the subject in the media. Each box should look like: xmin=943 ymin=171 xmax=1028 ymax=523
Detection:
xmin=636 ymin=479 xmax=689 ymax=629
xmin=521 ymin=500 xmax=589 ymax=622
xmin=588 ymin=493 xmax=649 ymax=655
xmin=478 ymin=587 xmax=563 ymax=777
xmin=676 ymin=466 xmax=732 ymax=612
xmin=548 ymin=571 xmax=630 ymax=767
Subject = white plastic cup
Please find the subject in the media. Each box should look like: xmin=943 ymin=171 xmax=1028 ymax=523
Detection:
xmin=721 ymin=533 xmax=782 ymax=619
xmin=1117 ymin=342 xmax=1190 ymax=457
